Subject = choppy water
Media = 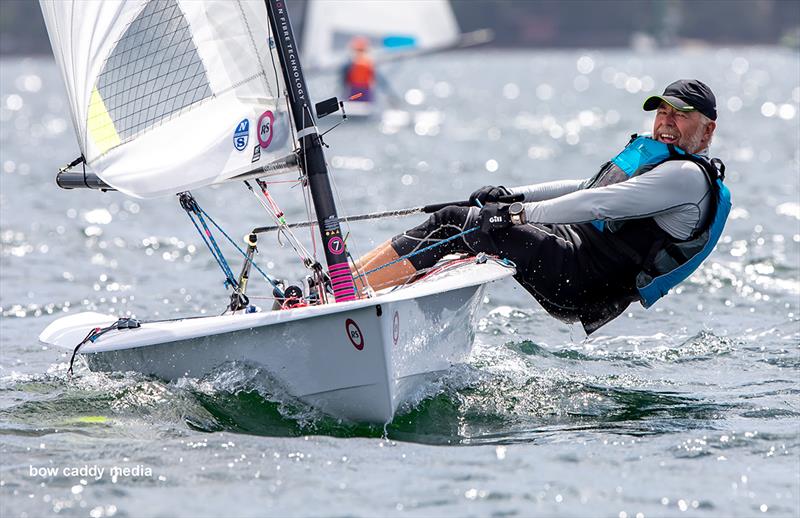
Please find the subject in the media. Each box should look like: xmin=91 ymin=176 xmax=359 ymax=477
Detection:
xmin=1 ymin=48 xmax=799 ymax=517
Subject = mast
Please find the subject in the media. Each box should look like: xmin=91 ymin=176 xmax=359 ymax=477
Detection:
xmin=265 ymin=0 xmax=357 ymax=303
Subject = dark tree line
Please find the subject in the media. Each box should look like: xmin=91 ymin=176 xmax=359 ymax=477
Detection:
xmin=2 ymin=0 xmax=798 ymax=55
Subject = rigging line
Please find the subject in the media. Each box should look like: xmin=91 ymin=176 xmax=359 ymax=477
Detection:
xmin=349 ymin=249 xmax=372 ymax=295
xmin=326 ymin=156 xmax=366 ymax=271
xmin=361 ymin=226 xmax=479 ymax=277
xmin=396 ymin=204 xmax=482 ymax=258
xmin=184 ymin=209 xmax=238 ymax=288
xmin=403 ymin=223 xmax=469 ymax=256
xmin=298 ymin=106 xmax=318 ymax=259
xmin=302 ymin=178 xmax=318 ymax=257
xmin=254 ymin=206 xmax=424 ymax=232
xmin=259 ymin=178 xmax=302 ymax=185
xmin=245 ymin=181 xmax=314 ymax=264
xmin=195 ymin=206 xmax=284 ymax=295
xmin=193 ymin=212 xmax=238 ymax=287
xmin=387 ymin=256 xmax=472 ymax=294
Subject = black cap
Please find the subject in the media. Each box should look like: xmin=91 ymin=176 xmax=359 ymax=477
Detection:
xmin=643 ymin=79 xmax=717 ymax=121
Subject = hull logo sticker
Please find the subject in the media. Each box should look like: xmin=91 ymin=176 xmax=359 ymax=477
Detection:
xmin=257 ymin=110 xmax=275 ymax=149
xmin=345 ymin=318 xmax=364 ymax=350
xmin=233 ymin=119 xmax=249 ymax=151
xmin=251 ymin=145 xmax=261 ymax=163
xmin=392 ymin=311 xmax=399 ymax=345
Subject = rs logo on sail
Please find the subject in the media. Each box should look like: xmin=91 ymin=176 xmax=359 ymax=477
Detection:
xmin=233 ymin=119 xmax=249 ymax=151
xmin=257 ymin=111 xmax=275 ymax=149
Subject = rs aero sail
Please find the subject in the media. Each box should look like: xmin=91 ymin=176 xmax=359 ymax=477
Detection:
xmin=39 ymin=0 xmax=515 ymax=423
xmin=43 ymin=0 xmax=355 ymax=304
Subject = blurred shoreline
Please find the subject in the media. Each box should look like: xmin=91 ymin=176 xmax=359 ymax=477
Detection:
xmin=2 ymin=0 xmax=799 ymax=56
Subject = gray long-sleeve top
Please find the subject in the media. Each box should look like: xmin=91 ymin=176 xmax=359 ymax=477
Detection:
xmin=508 ymin=159 xmax=713 ymax=241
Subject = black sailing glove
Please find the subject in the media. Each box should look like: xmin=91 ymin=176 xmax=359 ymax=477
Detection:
xmin=478 ymin=203 xmax=512 ymax=232
xmin=469 ymin=185 xmax=511 ymax=206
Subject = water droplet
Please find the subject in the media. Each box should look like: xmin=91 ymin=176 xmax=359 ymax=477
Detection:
xmin=727 ymin=96 xmax=743 ymax=112
xmin=778 ymin=104 xmax=796 ymax=120
xmin=536 ymin=84 xmax=553 ymax=101
xmin=6 ymin=94 xmax=23 ymax=111
xmin=577 ymin=55 xmax=595 ymax=74
xmin=404 ymin=89 xmax=425 ymax=106
xmin=503 ymin=83 xmax=519 ymax=100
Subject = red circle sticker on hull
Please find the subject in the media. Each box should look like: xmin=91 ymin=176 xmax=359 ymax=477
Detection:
xmin=345 ymin=318 xmax=364 ymax=350
xmin=392 ymin=311 xmax=399 ymax=345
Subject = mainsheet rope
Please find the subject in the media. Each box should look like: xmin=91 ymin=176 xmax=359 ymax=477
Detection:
xmin=361 ymin=226 xmax=480 ymax=277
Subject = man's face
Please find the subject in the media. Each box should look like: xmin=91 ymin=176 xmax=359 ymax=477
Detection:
xmin=652 ymin=102 xmax=716 ymax=154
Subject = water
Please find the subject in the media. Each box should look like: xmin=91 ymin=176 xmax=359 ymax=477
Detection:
xmin=1 ymin=48 xmax=799 ymax=517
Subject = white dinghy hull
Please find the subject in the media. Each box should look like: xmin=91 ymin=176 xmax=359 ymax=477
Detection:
xmin=40 ymin=261 xmax=513 ymax=423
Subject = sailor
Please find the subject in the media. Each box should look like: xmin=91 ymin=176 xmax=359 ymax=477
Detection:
xmin=342 ymin=36 xmax=377 ymax=102
xmin=353 ymin=79 xmax=731 ymax=334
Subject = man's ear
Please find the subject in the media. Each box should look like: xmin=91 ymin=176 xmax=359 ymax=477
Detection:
xmin=705 ymin=120 xmax=716 ymax=139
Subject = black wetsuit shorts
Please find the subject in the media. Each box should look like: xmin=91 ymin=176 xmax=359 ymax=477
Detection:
xmin=390 ymin=206 xmax=641 ymax=333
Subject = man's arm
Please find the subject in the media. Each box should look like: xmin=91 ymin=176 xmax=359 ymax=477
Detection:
xmin=508 ymin=179 xmax=589 ymax=202
xmin=521 ymin=161 xmax=711 ymax=240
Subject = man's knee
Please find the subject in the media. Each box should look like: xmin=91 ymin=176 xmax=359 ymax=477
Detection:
xmin=430 ymin=205 xmax=473 ymax=228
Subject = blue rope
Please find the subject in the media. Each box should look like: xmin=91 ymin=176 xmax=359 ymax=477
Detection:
xmin=184 ymin=210 xmax=238 ymax=289
xmin=363 ymin=226 xmax=479 ymax=276
xmin=196 ymin=207 xmax=284 ymax=295
xmin=195 ymin=211 xmax=238 ymax=287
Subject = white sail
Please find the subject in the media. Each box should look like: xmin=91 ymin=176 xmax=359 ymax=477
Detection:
xmin=40 ymin=0 xmax=293 ymax=198
xmin=302 ymin=0 xmax=461 ymax=70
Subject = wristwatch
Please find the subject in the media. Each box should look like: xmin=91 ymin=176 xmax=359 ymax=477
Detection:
xmin=508 ymin=202 xmax=527 ymax=225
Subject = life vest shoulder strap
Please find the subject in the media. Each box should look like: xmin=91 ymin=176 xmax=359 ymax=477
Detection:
xmin=651 ymin=148 xmax=725 ymax=239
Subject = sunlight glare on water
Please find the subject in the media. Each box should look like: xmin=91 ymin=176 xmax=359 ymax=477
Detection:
xmin=1 ymin=47 xmax=799 ymax=517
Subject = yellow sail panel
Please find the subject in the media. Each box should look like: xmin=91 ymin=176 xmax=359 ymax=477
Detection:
xmin=87 ymin=87 xmax=120 ymax=154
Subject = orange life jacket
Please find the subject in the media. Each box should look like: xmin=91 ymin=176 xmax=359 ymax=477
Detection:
xmin=346 ymin=57 xmax=375 ymax=89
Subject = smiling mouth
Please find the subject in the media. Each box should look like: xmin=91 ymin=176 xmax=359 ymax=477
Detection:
xmin=657 ymin=131 xmax=679 ymax=144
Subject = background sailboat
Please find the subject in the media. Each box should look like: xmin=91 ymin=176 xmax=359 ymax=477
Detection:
xmin=37 ymin=0 xmax=514 ymax=423
xmin=301 ymin=0 xmax=492 ymax=117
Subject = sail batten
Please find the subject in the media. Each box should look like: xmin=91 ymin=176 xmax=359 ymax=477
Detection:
xmin=40 ymin=0 xmax=293 ymax=198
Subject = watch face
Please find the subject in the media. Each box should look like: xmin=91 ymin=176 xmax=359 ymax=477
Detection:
xmin=509 ymin=201 xmax=525 ymax=225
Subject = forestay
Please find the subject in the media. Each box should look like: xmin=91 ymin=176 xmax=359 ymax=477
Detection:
xmin=40 ymin=0 xmax=293 ymax=198
xmin=302 ymin=0 xmax=460 ymax=70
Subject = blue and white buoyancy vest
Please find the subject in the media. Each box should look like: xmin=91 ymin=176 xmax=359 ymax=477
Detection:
xmin=585 ymin=135 xmax=732 ymax=308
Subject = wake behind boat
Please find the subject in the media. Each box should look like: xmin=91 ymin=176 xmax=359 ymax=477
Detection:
xmin=37 ymin=0 xmax=513 ymax=423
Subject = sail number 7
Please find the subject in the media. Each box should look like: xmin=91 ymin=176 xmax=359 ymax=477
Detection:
xmin=327 ymin=236 xmax=344 ymax=255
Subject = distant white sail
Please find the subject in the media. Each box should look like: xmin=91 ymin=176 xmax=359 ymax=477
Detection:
xmin=302 ymin=0 xmax=461 ymax=70
xmin=40 ymin=0 xmax=293 ymax=198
